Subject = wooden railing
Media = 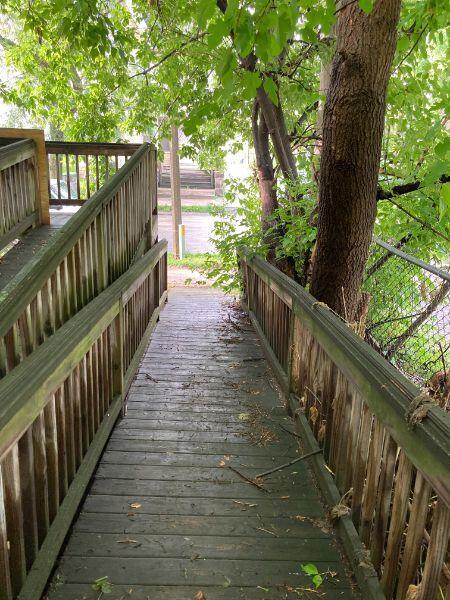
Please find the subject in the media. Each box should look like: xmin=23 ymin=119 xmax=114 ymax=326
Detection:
xmin=0 ymin=142 xmax=158 ymax=379
xmin=0 ymin=139 xmax=40 ymax=251
xmin=0 ymin=129 xmax=50 ymax=231
xmin=239 ymin=248 xmax=450 ymax=600
xmin=0 ymin=240 xmax=167 ymax=599
xmin=46 ymin=141 xmax=141 ymax=206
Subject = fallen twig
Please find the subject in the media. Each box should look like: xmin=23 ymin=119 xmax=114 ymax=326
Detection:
xmin=256 ymin=449 xmax=322 ymax=479
xmin=228 ymin=465 xmax=268 ymax=492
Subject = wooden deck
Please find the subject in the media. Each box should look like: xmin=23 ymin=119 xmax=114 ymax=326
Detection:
xmin=46 ymin=287 xmax=359 ymax=600
xmin=0 ymin=210 xmax=71 ymax=292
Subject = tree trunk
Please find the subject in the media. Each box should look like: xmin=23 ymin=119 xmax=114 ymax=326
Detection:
xmin=310 ymin=0 xmax=401 ymax=320
xmin=251 ymin=100 xmax=278 ymax=233
xmin=170 ymin=125 xmax=182 ymax=258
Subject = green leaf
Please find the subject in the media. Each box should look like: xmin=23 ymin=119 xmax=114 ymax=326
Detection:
xmin=235 ymin=15 xmax=254 ymax=58
xmin=312 ymin=574 xmax=323 ymax=588
xmin=301 ymin=563 xmax=319 ymax=576
xmin=197 ymin=0 xmax=217 ymax=29
xmin=435 ymin=137 xmax=450 ymax=159
xmin=207 ymin=19 xmax=231 ymax=48
xmin=441 ymin=182 xmax=450 ymax=204
xmin=263 ymin=77 xmax=279 ymax=106
xmin=241 ymin=70 xmax=262 ymax=100
xmin=358 ymin=0 xmax=374 ymax=14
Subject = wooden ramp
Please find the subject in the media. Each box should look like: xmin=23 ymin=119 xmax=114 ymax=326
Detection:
xmin=47 ymin=288 xmax=358 ymax=600
xmin=0 ymin=210 xmax=72 ymax=292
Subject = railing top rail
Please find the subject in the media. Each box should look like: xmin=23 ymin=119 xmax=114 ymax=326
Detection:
xmin=0 ymin=137 xmax=35 ymax=170
xmin=239 ymin=246 xmax=450 ymax=505
xmin=0 ymin=142 xmax=153 ymax=337
xmin=46 ymin=141 xmax=142 ymax=156
xmin=373 ymin=236 xmax=450 ymax=282
xmin=0 ymin=239 xmax=167 ymax=461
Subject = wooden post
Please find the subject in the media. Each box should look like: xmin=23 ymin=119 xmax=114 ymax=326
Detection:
xmin=170 ymin=125 xmax=182 ymax=258
xmin=0 ymin=129 xmax=50 ymax=225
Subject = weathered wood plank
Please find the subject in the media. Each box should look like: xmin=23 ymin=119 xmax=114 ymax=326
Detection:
xmin=48 ymin=288 xmax=358 ymax=599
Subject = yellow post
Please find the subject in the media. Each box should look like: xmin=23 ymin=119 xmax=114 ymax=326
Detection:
xmin=0 ymin=128 xmax=50 ymax=225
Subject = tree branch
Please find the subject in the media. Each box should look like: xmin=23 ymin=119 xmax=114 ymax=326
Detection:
xmin=376 ymin=174 xmax=449 ymax=200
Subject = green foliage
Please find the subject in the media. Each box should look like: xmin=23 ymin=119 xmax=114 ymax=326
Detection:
xmin=92 ymin=576 xmax=112 ymax=594
xmin=0 ymin=0 xmax=448 ymax=294
xmin=206 ymin=177 xmax=267 ymax=291
xmin=301 ymin=563 xmax=323 ymax=588
xmin=167 ymin=252 xmax=212 ymax=270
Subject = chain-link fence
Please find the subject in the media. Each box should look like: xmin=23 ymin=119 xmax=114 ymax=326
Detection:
xmin=363 ymin=236 xmax=450 ymax=389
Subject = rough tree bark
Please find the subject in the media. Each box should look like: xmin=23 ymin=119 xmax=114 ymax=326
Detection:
xmin=310 ymin=0 xmax=401 ymax=320
xmin=251 ymin=100 xmax=278 ymax=233
xmin=252 ymin=100 xmax=297 ymax=278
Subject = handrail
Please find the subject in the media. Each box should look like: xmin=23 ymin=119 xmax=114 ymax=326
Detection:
xmin=0 ymin=240 xmax=168 ymax=599
xmin=0 ymin=138 xmax=40 ymax=250
xmin=0 ymin=142 xmax=157 ymax=377
xmin=239 ymin=246 xmax=450 ymax=600
xmin=46 ymin=141 xmax=141 ymax=155
xmin=0 ymin=139 xmax=34 ymax=170
xmin=373 ymin=236 xmax=450 ymax=282
xmin=0 ymin=239 xmax=167 ymax=459
xmin=45 ymin=141 xmax=142 ymax=205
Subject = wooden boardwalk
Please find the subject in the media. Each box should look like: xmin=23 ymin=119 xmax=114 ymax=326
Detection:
xmin=47 ymin=288 xmax=359 ymax=600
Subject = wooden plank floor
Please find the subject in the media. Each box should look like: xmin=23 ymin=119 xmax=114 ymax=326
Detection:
xmin=0 ymin=210 xmax=71 ymax=291
xmin=47 ymin=288 xmax=359 ymax=600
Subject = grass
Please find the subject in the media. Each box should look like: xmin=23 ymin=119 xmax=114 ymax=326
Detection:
xmin=158 ymin=203 xmax=220 ymax=214
xmin=167 ymin=252 xmax=213 ymax=270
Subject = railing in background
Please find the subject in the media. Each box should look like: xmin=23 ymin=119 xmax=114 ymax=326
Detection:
xmin=0 ymin=142 xmax=158 ymax=379
xmin=46 ymin=142 xmax=141 ymax=206
xmin=0 ymin=139 xmax=40 ymax=251
xmin=0 ymin=241 xmax=167 ymax=600
xmin=0 ymin=129 xmax=50 ymax=228
xmin=364 ymin=237 xmax=449 ymax=388
xmin=239 ymin=247 xmax=449 ymax=600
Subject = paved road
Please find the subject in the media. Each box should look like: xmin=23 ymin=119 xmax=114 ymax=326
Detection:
xmin=158 ymin=213 xmax=216 ymax=253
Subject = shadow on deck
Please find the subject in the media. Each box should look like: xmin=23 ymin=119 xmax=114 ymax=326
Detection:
xmin=47 ymin=287 xmax=359 ymax=599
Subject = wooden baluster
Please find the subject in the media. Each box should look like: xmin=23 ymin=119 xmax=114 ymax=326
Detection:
xmin=54 ymin=388 xmax=68 ymax=501
xmin=95 ymin=155 xmax=100 ymax=190
xmin=18 ymin=429 xmax=38 ymax=570
xmin=63 ymin=373 xmax=76 ymax=484
xmin=32 ymin=412 xmax=50 ymax=543
xmin=43 ymin=397 xmax=59 ymax=522
xmin=350 ymin=403 xmax=373 ymax=530
xmin=65 ymin=153 xmax=71 ymax=203
xmin=72 ymin=365 xmax=83 ymax=468
xmin=360 ymin=418 xmax=384 ymax=546
xmin=67 ymin=249 xmax=79 ymax=316
xmin=396 ymin=472 xmax=431 ymax=599
xmin=55 ymin=154 xmax=61 ymax=204
xmin=381 ymin=451 xmax=413 ymax=597
xmin=5 ymin=323 xmax=21 ymax=371
xmin=370 ymin=434 xmax=397 ymax=572
xmin=417 ymin=499 xmax=449 ymax=599
xmin=79 ymin=356 xmax=90 ymax=455
xmin=85 ymin=155 xmax=90 ymax=198
xmin=0 ymin=467 xmax=12 ymax=600
xmin=75 ymin=154 xmax=81 ymax=201
xmin=85 ymin=349 xmax=95 ymax=442
xmin=1 ymin=445 xmax=26 ymax=595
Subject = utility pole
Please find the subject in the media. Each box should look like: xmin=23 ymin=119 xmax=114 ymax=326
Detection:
xmin=170 ymin=125 xmax=182 ymax=258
